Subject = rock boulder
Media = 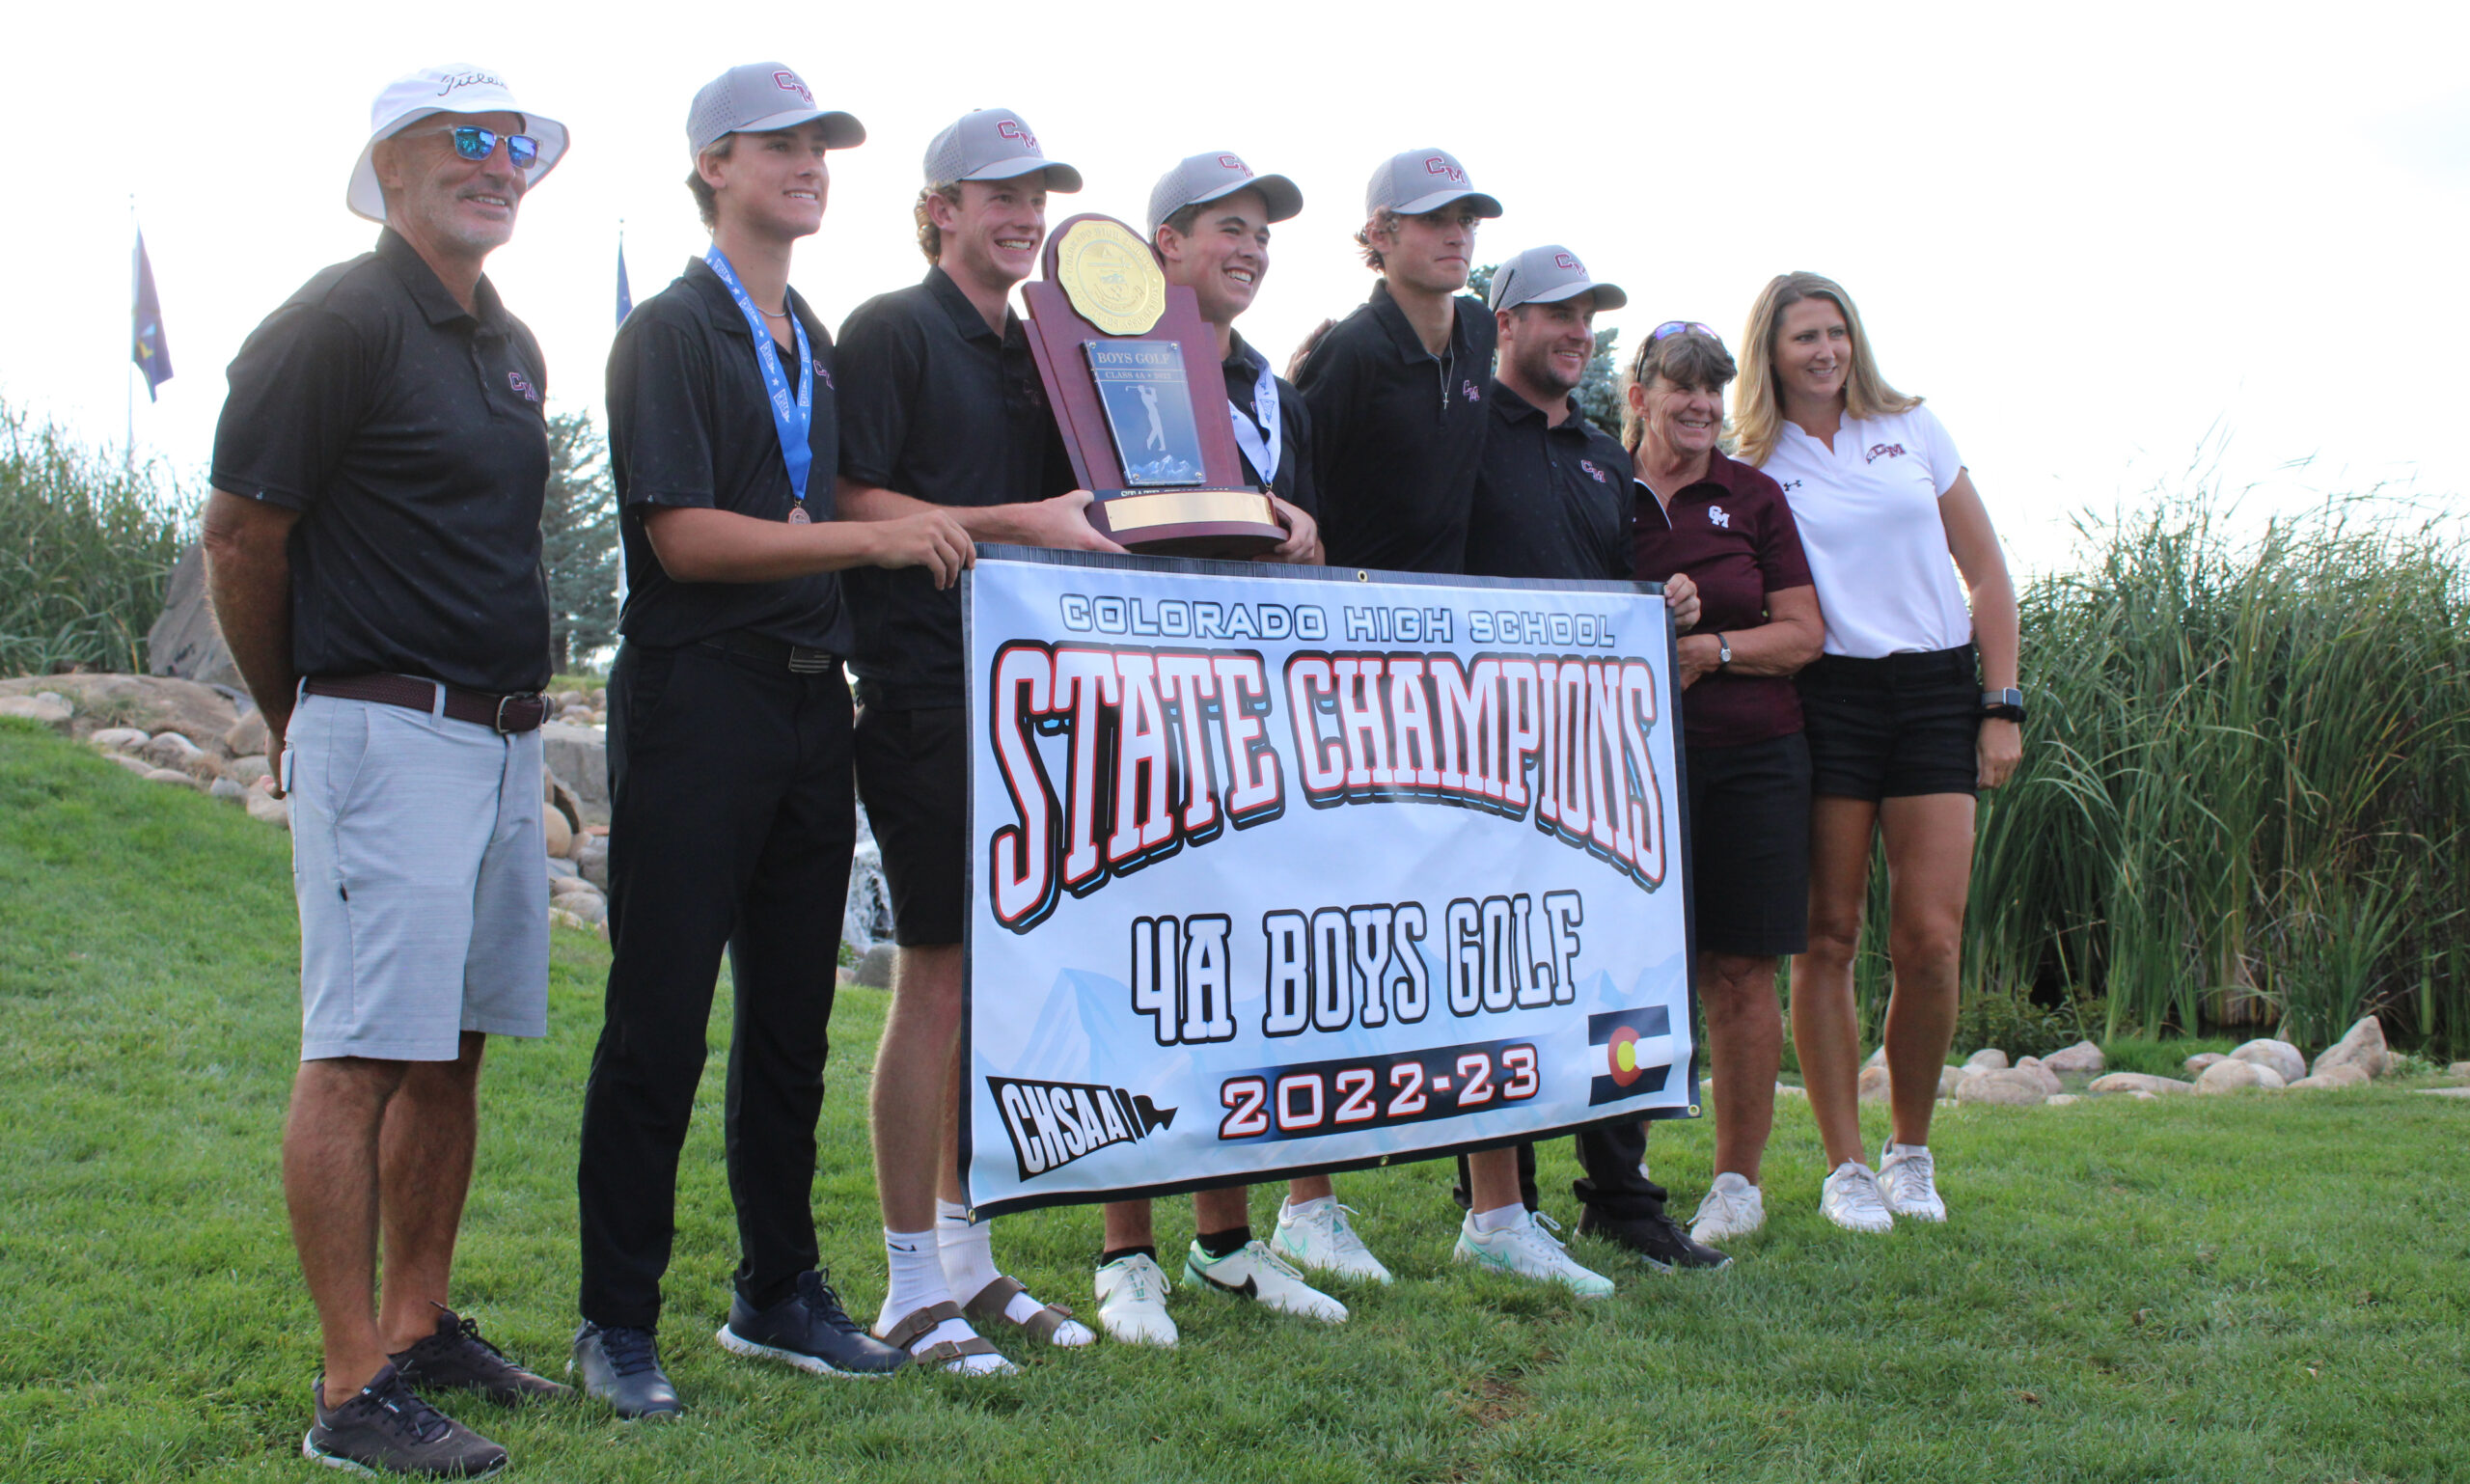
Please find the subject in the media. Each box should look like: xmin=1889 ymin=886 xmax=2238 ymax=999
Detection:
xmin=2183 ymin=1053 xmax=2226 ymax=1075
xmin=2089 ymin=1072 xmax=2193 ymax=1095
xmin=2011 ymin=1058 xmax=2066 ymax=1095
xmin=2196 ymin=1058 xmax=2285 ymax=1093
xmin=1856 ymin=1064 xmax=1892 ymax=1103
xmin=2041 ymin=1040 xmax=2105 ymax=1074
xmin=1956 ymin=1068 xmax=2048 ymax=1106
xmin=2231 ymin=1038 xmax=2306 ymax=1084
xmin=1964 ymin=1048 xmax=2011 ymax=1072
xmin=0 ymin=695 xmax=73 ymax=731
xmin=2311 ymin=1016 xmax=2392 ymax=1080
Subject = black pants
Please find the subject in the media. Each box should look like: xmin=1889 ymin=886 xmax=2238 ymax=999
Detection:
xmin=1453 ymin=1125 xmax=1670 ymax=1222
xmin=578 ymin=640 xmax=856 ymax=1329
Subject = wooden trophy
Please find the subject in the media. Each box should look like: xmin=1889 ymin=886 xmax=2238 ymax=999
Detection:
xmin=1021 ymin=214 xmax=1287 ymax=559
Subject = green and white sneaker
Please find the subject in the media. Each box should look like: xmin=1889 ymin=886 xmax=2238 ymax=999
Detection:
xmin=1272 ymin=1197 xmax=1394 ymax=1284
xmin=1451 ymin=1209 xmax=1615 ymax=1299
xmin=1184 ymin=1240 xmax=1348 ymax=1323
xmin=1094 ymin=1252 xmax=1178 ymax=1348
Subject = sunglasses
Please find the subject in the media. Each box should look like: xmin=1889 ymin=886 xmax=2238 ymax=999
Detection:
xmin=1649 ymin=320 xmax=1720 ymax=344
xmin=415 ymin=125 xmax=540 ymax=171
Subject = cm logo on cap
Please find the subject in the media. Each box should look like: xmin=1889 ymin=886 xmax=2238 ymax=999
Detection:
xmin=997 ymin=119 xmax=1038 ymax=148
xmin=773 ymin=70 xmax=812 ymax=105
xmin=1424 ymin=155 xmax=1465 ymax=182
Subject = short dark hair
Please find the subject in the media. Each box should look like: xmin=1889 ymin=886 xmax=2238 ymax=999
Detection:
xmin=685 ymin=136 xmax=735 ymax=229
xmin=1621 ymin=331 xmax=1739 ymax=450
xmin=914 ymin=183 xmax=963 ymax=263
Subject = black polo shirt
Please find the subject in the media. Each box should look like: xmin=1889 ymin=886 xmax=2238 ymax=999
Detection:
xmin=210 ymin=229 xmax=551 ymax=694
xmin=836 ymin=266 xmax=1074 ymax=709
xmin=1294 ymin=278 xmax=1496 ymax=575
xmin=1223 ymin=330 xmax=1316 ymax=518
xmin=606 ymin=259 xmax=850 ymax=653
xmin=1633 ymin=448 xmax=1815 ymax=748
xmin=1464 ymin=382 xmax=1631 ymax=582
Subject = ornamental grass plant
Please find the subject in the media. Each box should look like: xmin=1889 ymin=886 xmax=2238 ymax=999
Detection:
xmin=0 ymin=398 xmax=193 ymax=676
xmin=1852 ymin=485 xmax=2470 ymax=1057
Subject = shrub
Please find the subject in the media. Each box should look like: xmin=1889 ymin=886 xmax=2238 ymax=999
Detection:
xmin=0 ymin=399 xmax=193 ymax=675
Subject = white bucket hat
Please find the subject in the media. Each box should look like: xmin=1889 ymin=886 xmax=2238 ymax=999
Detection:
xmin=345 ymin=65 xmax=570 ymax=224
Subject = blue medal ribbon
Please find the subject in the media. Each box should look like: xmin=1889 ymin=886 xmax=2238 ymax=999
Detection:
xmin=703 ymin=246 xmax=812 ymax=518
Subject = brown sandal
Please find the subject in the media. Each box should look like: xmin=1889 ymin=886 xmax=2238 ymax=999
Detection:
xmin=876 ymin=1301 xmax=1008 ymax=1372
xmin=962 ymin=1276 xmax=1081 ymax=1344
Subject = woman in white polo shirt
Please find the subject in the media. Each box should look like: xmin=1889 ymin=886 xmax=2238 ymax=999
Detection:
xmin=1734 ymin=271 xmax=2021 ymax=1233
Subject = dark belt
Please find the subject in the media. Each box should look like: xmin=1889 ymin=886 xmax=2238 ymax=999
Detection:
xmin=303 ymin=673 xmax=550 ymax=733
xmin=695 ymin=629 xmax=841 ymax=674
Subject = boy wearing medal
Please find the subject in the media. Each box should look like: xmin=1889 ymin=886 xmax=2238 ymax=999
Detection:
xmin=572 ymin=61 xmax=970 ymax=1416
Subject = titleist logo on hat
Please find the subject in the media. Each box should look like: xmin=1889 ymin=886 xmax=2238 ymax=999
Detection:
xmin=432 ymin=69 xmax=506 ymax=96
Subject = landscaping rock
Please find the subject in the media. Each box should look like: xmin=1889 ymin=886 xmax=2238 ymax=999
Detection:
xmin=2047 ymin=1093 xmax=2080 ymax=1107
xmin=2450 ymin=1062 xmax=2470 ymax=1081
xmin=2196 ymin=1058 xmax=2284 ymax=1093
xmin=2089 ymin=1072 xmax=2193 ymax=1095
xmin=0 ymin=673 xmax=237 ymax=750
xmin=179 ymin=751 xmax=225 ymax=783
xmin=575 ymin=836 xmax=610 ymax=891
xmin=247 ymin=792 xmax=290 ymax=830
xmin=1856 ymin=1064 xmax=1891 ymax=1103
xmin=227 ymin=755 xmax=270 ymax=787
xmin=88 ymin=728 xmax=150 ymax=751
xmin=2416 ymin=1087 xmax=2470 ymax=1099
xmin=545 ymin=856 xmax=580 ymax=883
xmin=550 ymin=906 xmax=588 ymax=932
xmin=539 ymin=723 xmax=608 ymax=823
xmin=1956 ymin=1068 xmax=2047 ymax=1106
xmin=145 ymin=542 xmax=244 ymax=691
xmin=1775 ymin=1083 xmax=1808 ymax=1098
xmin=856 ymin=942 xmax=896 ymax=988
xmin=2041 ymin=1040 xmax=2104 ymax=1074
xmin=1938 ymin=1065 xmax=1964 ymax=1098
xmin=2183 ymin=1053 xmax=2225 ymax=1075
xmin=0 ymin=694 xmax=74 ymax=731
xmin=2011 ymin=1058 xmax=2065 ymax=1096
xmin=139 ymin=731 xmax=205 ymax=769
xmin=1964 ymin=1048 xmax=2010 ymax=1072
xmin=552 ymin=891 xmax=607 ymax=925
xmin=2311 ymin=1063 xmax=2371 ymax=1088
xmin=2286 ymin=1073 xmax=2361 ymax=1091
xmin=225 ymin=710 xmax=269 ymax=756
xmin=109 ymin=753 xmax=155 ymax=778
xmin=2127 ymin=1089 xmax=2157 ymax=1100
xmin=2231 ymin=1038 xmax=2306 ymax=1084
xmin=144 ymin=766 xmax=202 ymax=790
xmin=207 ymin=778 xmax=246 ymax=804
xmin=1863 ymin=1045 xmax=1887 ymax=1070
xmin=2311 ymin=1016 xmax=2392 ymax=1080
xmin=543 ymin=808 xmax=573 ymax=858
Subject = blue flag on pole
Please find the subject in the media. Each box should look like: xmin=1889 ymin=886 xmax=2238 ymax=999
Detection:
xmin=616 ymin=234 xmax=633 ymax=327
xmin=132 ymin=231 xmax=173 ymax=399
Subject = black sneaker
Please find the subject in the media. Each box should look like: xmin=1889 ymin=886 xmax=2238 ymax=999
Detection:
xmin=717 ymin=1270 xmax=908 ymax=1378
xmin=302 ymin=1361 xmax=508 ymax=1476
xmin=392 ymin=1305 xmax=572 ymax=1402
xmin=571 ymin=1322 xmax=682 ymax=1420
xmin=1578 ymin=1206 xmax=1734 ymax=1272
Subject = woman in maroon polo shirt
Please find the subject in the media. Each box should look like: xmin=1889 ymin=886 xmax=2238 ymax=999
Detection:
xmin=1625 ymin=323 xmax=1824 ymax=1247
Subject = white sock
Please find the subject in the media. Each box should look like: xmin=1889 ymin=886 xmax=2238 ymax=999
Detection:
xmin=1470 ymin=1202 xmax=1525 ymax=1236
xmin=881 ymin=1227 xmax=1010 ymax=1374
xmin=935 ymin=1200 xmax=1097 ymax=1346
xmin=1887 ymin=1142 xmax=1928 ymax=1159
xmin=1281 ymin=1195 xmax=1333 ymax=1220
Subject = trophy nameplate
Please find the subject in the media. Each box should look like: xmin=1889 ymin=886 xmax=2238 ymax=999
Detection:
xmin=1023 ymin=214 xmax=1286 ymax=559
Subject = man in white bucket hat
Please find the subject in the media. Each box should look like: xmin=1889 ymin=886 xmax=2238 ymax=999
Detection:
xmin=205 ymin=62 xmax=568 ymax=1477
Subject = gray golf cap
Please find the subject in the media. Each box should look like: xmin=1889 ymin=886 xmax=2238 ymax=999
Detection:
xmin=923 ymin=108 xmax=1083 ymax=193
xmin=1488 ymin=244 xmax=1627 ymax=314
xmin=686 ymin=63 xmax=864 ymax=162
xmin=1146 ymin=151 xmax=1303 ymax=238
xmin=1365 ymin=148 xmax=1502 ymax=220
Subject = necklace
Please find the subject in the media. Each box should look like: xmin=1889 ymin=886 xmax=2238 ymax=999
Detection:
xmin=758 ymin=303 xmax=791 ymax=319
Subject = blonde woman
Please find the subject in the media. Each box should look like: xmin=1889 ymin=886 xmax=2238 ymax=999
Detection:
xmin=1735 ymin=272 xmax=2021 ymax=1232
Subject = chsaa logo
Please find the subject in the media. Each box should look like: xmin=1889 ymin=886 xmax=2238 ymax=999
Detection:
xmin=989 ymin=1076 xmax=1176 ymax=1183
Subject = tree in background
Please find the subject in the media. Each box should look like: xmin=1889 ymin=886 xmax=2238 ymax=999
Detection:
xmin=542 ymin=409 xmax=619 ymax=673
xmin=1466 ymin=264 xmax=1624 ymax=441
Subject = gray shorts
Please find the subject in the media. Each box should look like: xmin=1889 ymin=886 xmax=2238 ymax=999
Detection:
xmin=286 ymin=686 xmax=550 ymax=1061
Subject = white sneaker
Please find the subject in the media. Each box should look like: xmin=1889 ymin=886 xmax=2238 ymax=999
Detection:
xmin=1877 ymin=1141 xmax=1946 ymax=1222
xmin=1272 ymin=1197 xmax=1394 ymax=1284
xmin=1452 ymin=1209 xmax=1615 ymax=1298
xmin=1093 ymin=1252 xmax=1178 ymax=1348
xmin=1819 ymin=1161 xmax=1894 ymax=1233
xmin=1183 ymin=1240 xmax=1348 ymax=1323
xmin=1690 ymin=1172 xmax=1767 ymax=1244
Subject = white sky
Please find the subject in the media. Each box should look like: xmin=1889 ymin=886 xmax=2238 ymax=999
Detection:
xmin=7 ymin=0 xmax=2465 ymax=575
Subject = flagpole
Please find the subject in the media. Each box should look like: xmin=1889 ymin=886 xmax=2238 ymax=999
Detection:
xmin=126 ymin=196 xmax=136 ymax=472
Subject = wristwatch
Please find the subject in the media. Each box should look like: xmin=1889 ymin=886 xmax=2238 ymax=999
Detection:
xmin=1715 ymin=633 xmax=1732 ymax=670
xmin=1981 ymin=688 xmax=2025 ymax=725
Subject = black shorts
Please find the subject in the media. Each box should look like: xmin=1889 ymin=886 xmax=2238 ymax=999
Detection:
xmin=1795 ymin=645 xmax=1980 ymax=802
xmin=1686 ymin=731 xmax=1811 ymax=958
xmin=854 ymin=704 xmax=967 ymax=948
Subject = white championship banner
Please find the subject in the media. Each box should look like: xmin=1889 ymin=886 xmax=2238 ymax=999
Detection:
xmin=960 ymin=547 xmax=1697 ymax=1216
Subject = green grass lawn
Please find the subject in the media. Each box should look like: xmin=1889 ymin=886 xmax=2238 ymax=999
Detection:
xmin=3 ymin=718 xmax=2466 ymax=1483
